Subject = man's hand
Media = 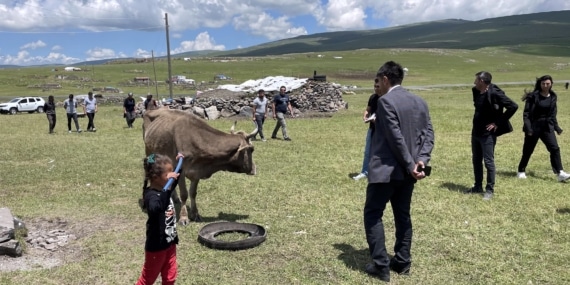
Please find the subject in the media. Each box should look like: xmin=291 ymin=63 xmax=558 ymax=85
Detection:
xmin=486 ymin=123 xmax=497 ymax=132
xmin=412 ymin=161 xmax=426 ymax=180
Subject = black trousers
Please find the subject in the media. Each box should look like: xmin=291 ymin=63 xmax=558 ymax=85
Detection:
xmin=518 ymin=131 xmax=563 ymax=174
xmin=86 ymin=112 xmax=96 ymax=130
xmin=364 ymin=180 xmax=414 ymax=269
xmin=67 ymin=113 xmax=80 ymax=131
xmin=46 ymin=113 xmax=56 ymax=133
xmin=471 ymin=134 xmax=496 ymax=192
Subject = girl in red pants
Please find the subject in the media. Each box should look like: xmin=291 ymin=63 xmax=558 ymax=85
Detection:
xmin=136 ymin=153 xmax=182 ymax=285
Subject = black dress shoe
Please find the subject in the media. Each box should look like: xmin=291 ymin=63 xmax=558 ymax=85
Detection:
xmin=365 ymin=263 xmax=390 ymax=282
xmin=389 ymin=259 xmax=411 ymax=275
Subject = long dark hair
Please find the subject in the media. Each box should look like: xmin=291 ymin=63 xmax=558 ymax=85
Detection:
xmin=522 ymin=75 xmax=554 ymax=101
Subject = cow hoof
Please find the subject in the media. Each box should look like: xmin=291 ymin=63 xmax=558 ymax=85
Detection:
xmin=198 ymin=221 xmax=266 ymax=250
xmin=179 ymin=217 xmax=191 ymax=226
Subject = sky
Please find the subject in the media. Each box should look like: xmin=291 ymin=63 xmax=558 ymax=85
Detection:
xmin=0 ymin=0 xmax=568 ymax=66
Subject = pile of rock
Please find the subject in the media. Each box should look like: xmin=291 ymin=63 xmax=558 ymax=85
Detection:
xmin=0 ymin=208 xmax=24 ymax=257
xmin=164 ymin=81 xmax=348 ymax=120
xmin=25 ymin=228 xmax=76 ymax=251
xmin=0 ymin=208 xmax=77 ymax=258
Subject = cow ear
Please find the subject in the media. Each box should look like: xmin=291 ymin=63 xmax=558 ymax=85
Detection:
xmin=230 ymin=121 xmax=237 ymax=134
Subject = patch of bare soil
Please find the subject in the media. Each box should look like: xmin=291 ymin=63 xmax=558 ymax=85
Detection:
xmin=0 ymin=217 xmax=106 ymax=272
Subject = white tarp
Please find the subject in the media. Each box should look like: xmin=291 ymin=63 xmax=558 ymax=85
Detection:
xmin=217 ymin=76 xmax=309 ymax=93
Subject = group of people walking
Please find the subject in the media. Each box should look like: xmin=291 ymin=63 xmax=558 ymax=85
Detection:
xmin=43 ymin=91 xmax=162 ymax=133
xmin=44 ymin=92 xmax=98 ymax=134
xmin=356 ymin=61 xmax=568 ymax=282
xmin=251 ymin=85 xmax=295 ymax=141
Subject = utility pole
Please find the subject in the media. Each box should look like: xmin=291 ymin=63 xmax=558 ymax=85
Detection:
xmin=165 ymin=13 xmax=173 ymax=100
xmin=151 ymin=50 xmax=159 ymax=99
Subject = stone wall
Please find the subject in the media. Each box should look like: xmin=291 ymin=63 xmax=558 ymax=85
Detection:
xmin=65 ymin=81 xmax=348 ymax=120
xmin=184 ymin=81 xmax=348 ymax=120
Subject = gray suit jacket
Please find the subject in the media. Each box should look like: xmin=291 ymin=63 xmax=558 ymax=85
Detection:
xmin=368 ymin=86 xmax=435 ymax=183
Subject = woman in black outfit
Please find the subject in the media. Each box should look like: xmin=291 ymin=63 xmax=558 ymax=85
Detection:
xmin=44 ymin=95 xmax=57 ymax=134
xmin=516 ymin=75 xmax=570 ymax=182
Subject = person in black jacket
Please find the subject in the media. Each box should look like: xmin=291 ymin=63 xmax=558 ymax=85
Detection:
xmin=136 ymin=153 xmax=182 ymax=285
xmin=44 ymin=95 xmax=57 ymax=134
xmin=123 ymin=92 xmax=136 ymax=128
xmin=467 ymin=71 xmax=518 ymax=200
xmin=516 ymin=75 xmax=570 ymax=182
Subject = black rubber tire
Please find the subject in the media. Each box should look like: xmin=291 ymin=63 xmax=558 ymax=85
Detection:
xmin=197 ymin=221 xmax=266 ymax=250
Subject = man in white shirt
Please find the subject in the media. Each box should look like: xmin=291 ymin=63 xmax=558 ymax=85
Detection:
xmin=252 ymin=89 xmax=269 ymax=141
xmin=63 ymin=94 xmax=82 ymax=133
xmin=83 ymin=92 xmax=98 ymax=132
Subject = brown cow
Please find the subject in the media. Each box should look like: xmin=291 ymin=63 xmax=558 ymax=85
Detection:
xmin=143 ymin=108 xmax=257 ymax=225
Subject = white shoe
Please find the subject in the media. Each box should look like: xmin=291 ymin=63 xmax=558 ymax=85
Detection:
xmin=353 ymin=173 xmax=367 ymax=181
xmin=557 ymin=171 xmax=570 ymax=182
xmin=516 ymin=172 xmax=527 ymax=179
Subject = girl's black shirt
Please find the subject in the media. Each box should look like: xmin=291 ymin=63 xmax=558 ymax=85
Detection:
xmin=142 ymin=187 xmax=179 ymax=251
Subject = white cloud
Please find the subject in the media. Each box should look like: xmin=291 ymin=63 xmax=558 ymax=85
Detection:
xmin=134 ymin=48 xmax=152 ymax=58
xmin=0 ymin=0 xmax=568 ymax=34
xmin=51 ymin=45 xmax=62 ymax=51
xmin=85 ymin=47 xmax=126 ymax=61
xmin=233 ymin=11 xmax=307 ymax=40
xmin=316 ymin=0 xmax=367 ymax=31
xmin=367 ymin=0 xmax=570 ymax=26
xmin=20 ymin=40 xmax=47 ymax=50
xmin=171 ymin=32 xmax=225 ymax=54
xmin=0 ymin=50 xmax=79 ymax=65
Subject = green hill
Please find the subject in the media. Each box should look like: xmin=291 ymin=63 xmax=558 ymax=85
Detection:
xmin=182 ymin=10 xmax=570 ymax=58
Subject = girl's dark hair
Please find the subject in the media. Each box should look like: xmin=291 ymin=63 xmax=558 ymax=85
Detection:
xmin=143 ymin=153 xmax=173 ymax=182
xmin=48 ymin=95 xmax=54 ymax=102
xmin=522 ymin=75 xmax=554 ymax=101
xmin=140 ymin=154 xmax=173 ymax=211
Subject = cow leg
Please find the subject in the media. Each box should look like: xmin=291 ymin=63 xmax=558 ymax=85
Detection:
xmin=189 ymin=180 xmax=202 ymax=222
xmin=177 ymin=176 xmax=190 ymax=226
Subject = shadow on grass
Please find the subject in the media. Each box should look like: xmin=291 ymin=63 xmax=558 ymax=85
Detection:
xmin=333 ymin=243 xmax=369 ymax=271
xmin=497 ymin=169 xmax=552 ymax=181
xmin=348 ymin=172 xmax=360 ymax=179
xmin=173 ymin=204 xmax=249 ymax=223
xmin=556 ymin=207 xmax=570 ymax=214
xmin=440 ymin=182 xmax=470 ymax=193
xmin=199 ymin=212 xmax=250 ymax=223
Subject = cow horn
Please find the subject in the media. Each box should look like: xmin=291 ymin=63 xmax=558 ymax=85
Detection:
xmin=230 ymin=120 xmax=237 ymax=134
xmin=245 ymin=121 xmax=258 ymax=140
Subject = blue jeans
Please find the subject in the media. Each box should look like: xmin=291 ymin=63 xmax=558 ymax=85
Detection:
xmin=254 ymin=113 xmax=266 ymax=139
xmin=471 ymin=134 xmax=497 ymax=192
xmin=361 ymin=128 xmax=372 ymax=175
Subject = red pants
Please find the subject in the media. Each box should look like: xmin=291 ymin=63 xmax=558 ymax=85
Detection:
xmin=136 ymin=244 xmax=177 ymax=285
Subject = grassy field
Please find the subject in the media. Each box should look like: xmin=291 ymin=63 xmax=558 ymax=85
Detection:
xmin=1 ymin=47 xmax=570 ymax=102
xmin=1 ymin=78 xmax=570 ymax=284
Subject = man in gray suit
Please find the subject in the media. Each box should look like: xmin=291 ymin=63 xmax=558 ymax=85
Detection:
xmin=364 ymin=61 xmax=435 ymax=282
